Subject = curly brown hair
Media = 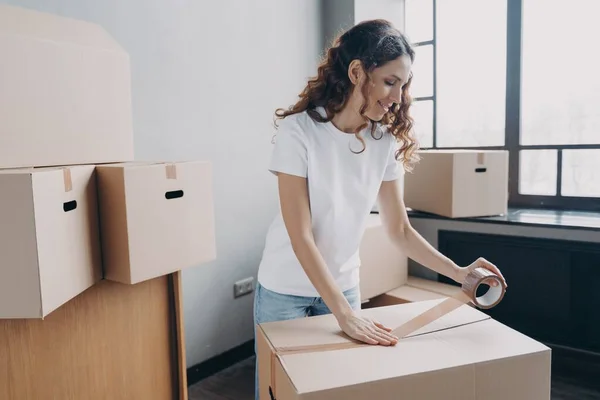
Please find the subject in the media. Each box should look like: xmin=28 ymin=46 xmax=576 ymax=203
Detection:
xmin=274 ymin=19 xmax=420 ymax=171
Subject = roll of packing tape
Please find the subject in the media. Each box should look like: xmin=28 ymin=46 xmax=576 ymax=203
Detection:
xmin=462 ymin=267 xmax=506 ymax=309
xmin=391 ymin=267 xmax=506 ymax=339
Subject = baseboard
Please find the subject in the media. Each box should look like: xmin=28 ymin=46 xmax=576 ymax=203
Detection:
xmin=186 ymin=339 xmax=255 ymax=387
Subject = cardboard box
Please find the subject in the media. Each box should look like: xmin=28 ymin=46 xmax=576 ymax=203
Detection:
xmin=257 ymin=300 xmax=551 ymax=399
xmin=404 ymin=150 xmax=509 ymax=218
xmin=0 ymin=165 xmax=102 ymax=319
xmin=96 ymin=161 xmax=216 ymax=284
xmin=364 ymin=285 xmax=449 ymax=308
xmin=0 ymin=4 xmax=134 ymax=169
xmin=359 ymin=214 xmax=407 ymax=301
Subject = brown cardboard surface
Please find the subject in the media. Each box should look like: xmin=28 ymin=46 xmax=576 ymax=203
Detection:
xmin=407 ymin=275 xmax=464 ymax=297
xmin=0 ymin=5 xmax=133 ymax=169
xmin=404 ymin=150 xmax=509 ymax=218
xmin=358 ymin=213 xmax=407 ymax=301
xmin=365 ymin=284 xmax=448 ymax=308
xmin=0 ymin=165 xmax=102 ymax=319
xmin=96 ymin=161 xmax=216 ymax=284
xmin=258 ymin=300 xmax=551 ymax=399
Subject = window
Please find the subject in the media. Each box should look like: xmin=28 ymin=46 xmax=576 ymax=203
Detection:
xmin=405 ymin=0 xmax=600 ymax=211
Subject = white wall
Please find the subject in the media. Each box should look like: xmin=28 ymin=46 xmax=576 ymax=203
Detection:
xmin=1 ymin=0 xmax=323 ymax=367
xmin=322 ymin=0 xmax=355 ymax=49
xmin=322 ymin=0 xmax=405 ymax=50
xmin=355 ymin=0 xmax=404 ymax=30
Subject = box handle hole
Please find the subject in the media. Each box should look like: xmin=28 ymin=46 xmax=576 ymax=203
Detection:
xmin=165 ymin=190 xmax=184 ymax=200
xmin=63 ymin=200 xmax=77 ymax=212
xmin=475 ymin=168 xmax=487 ymax=173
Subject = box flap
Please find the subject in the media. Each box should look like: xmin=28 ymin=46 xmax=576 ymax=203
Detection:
xmin=261 ymin=300 xmax=487 ymax=351
xmin=0 ymin=172 xmax=42 ymax=318
xmin=0 ymin=4 xmax=123 ymax=51
xmin=407 ymin=276 xmax=464 ymax=297
xmin=31 ymin=165 xmax=101 ymax=317
xmin=386 ymin=285 xmax=448 ymax=302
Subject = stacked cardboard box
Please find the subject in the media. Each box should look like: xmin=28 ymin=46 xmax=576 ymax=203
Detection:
xmin=0 ymin=5 xmax=216 ymax=319
xmin=358 ymin=213 xmax=407 ymax=302
xmin=359 ymin=213 xmax=462 ymax=307
xmin=404 ymin=149 xmax=510 ymax=218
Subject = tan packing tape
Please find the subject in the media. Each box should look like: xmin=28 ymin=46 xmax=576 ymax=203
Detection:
xmin=62 ymin=168 xmax=73 ymax=192
xmin=165 ymin=163 xmax=177 ymax=180
xmin=477 ymin=152 xmax=486 ymax=165
xmin=392 ymin=267 xmax=504 ymax=338
xmin=267 ymin=267 xmax=506 ymax=399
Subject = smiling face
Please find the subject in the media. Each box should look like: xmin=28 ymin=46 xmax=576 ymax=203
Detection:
xmin=348 ymin=54 xmax=413 ymax=122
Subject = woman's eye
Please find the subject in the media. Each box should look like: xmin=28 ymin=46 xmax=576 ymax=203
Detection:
xmin=385 ymin=80 xmax=395 ymax=86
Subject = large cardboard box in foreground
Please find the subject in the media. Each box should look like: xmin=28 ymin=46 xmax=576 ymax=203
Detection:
xmin=257 ymin=300 xmax=551 ymax=399
xmin=0 ymin=166 xmax=102 ymax=319
xmin=0 ymin=5 xmax=134 ymax=169
xmin=96 ymin=161 xmax=216 ymax=284
xmin=404 ymin=150 xmax=509 ymax=218
xmin=358 ymin=213 xmax=407 ymax=301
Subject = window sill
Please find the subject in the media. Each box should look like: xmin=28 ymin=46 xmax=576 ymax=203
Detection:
xmin=404 ymin=207 xmax=600 ymax=232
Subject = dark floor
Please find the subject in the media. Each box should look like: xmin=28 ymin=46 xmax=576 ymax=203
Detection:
xmin=188 ymin=356 xmax=600 ymax=400
xmin=188 ymin=357 xmax=255 ymax=400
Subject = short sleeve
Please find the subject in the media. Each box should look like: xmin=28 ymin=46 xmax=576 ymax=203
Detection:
xmin=382 ymin=136 xmax=402 ymax=181
xmin=268 ymin=118 xmax=308 ymax=178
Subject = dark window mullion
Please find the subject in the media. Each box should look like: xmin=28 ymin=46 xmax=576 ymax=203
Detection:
xmin=556 ymin=149 xmax=563 ymax=197
xmin=505 ymin=0 xmax=522 ymax=206
xmin=518 ymin=144 xmax=600 ymax=150
xmin=432 ymin=0 xmax=438 ymax=148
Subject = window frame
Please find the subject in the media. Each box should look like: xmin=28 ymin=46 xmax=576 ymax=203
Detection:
xmin=409 ymin=0 xmax=600 ymax=212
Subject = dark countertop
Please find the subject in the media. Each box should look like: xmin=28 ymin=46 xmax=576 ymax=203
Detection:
xmin=404 ymin=207 xmax=600 ymax=232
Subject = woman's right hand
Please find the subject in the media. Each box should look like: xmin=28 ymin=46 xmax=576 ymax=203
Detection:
xmin=337 ymin=312 xmax=399 ymax=346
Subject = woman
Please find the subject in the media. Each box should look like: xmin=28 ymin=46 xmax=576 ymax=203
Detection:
xmin=254 ymin=18 xmax=506 ymax=397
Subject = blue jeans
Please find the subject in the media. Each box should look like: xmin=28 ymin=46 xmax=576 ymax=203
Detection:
xmin=253 ymin=282 xmax=361 ymax=400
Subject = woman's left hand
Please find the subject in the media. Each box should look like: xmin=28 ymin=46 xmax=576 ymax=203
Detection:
xmin=453 ymin=257 xmax=507 ymax=289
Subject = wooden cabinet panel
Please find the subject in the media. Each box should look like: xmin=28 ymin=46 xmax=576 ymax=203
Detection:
xmin=0 ymin=273 xmax=187 ymax=400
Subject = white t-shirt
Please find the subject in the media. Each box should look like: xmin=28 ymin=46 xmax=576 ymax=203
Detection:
xmin=257 ymin=108 xmax=402 ymax=297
